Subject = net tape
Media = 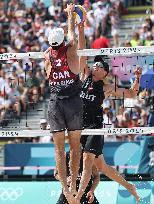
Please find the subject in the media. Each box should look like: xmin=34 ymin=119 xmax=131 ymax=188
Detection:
xmin=0 ymin=127 xmax=154 ymax=137
xmin=0 ymin=165 xmax=138 ymax=170
xmin=0 ymin=46 xmax=154 ymax=60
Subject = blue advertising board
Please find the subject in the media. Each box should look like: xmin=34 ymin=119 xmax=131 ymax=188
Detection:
xmin=4 ymin=141 xmax=142 ymax=175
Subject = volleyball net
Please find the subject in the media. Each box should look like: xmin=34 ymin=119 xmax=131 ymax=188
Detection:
xmin=0 ymin=46 xmax=154 ymax=61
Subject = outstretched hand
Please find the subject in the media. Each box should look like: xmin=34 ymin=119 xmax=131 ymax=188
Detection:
xmin=64 ymin=3 xmax=75 ymax=13
xmin=134 ymin=67 xmax=142 ymax=79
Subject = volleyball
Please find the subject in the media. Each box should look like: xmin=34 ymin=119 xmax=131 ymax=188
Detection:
xmin=73 ymin=5 xmax=87 ymax=24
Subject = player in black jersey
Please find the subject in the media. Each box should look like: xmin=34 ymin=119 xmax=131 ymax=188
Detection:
xmin=75 ymin=23 xmax=142 ymax=204
xmin=56 ymin=151 xmax=100 ymax=204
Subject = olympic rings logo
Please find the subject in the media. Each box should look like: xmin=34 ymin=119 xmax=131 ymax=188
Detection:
xmin=0 ymin=188 xmax=23 ymax=200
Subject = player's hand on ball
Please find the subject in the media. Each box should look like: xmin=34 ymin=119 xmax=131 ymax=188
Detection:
xmin=64 ymin=3 xmax=75 ymax=13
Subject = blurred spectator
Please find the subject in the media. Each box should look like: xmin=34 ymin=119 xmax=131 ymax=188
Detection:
xmin=129 ymin=114 xmax=139 ymax=128
xmin=44 ymin=20 xmax=55 ymax=38
xmin=92 ymin=30 xmax=110 ymax=48
xmin=123 ymin=110 xmax=131 ymax=127
xmin=24 ymin=70 xmax=39 ymax=103
xmin=48 ymin=1 xmax=60 ymax=20
xmin=60 ymin=22 xmax=69 ymax=42
xmin=150 ymin=8 xmax=154 ymax=24
xmin=35 ymin=69 xmax=46 ymax=100
xmin=144 ymin=32 xmax=154 ymax=46
xmin=109 ymin=9 xmax=120 ymax=47
xmin=124 ymin=40 xmax=132 ymax=47
xmin=127 ymin=114 xmax=140 ymax=141
xmin=94 ymin=1 xmax=109 ymax=35
xmin=84 ymin=0 xmax=91 ymax=11
xmin=138 ymin=110 xmax=148 ymax=126
xmin=16 ymin=76 xmax=28 ymax=111
xmin=102 ymin=100 xmax=118 ymax=141
xmin=87 ymin=10 xmax=95 ymax=27
xmin=7 ymin=138 xmax=23 ymax=144
xmin=102 ymin=103 xmax=111 ymax=128
xmin=130 ymin=32 xmax=142 ymax=47
xmin=0 ymin=93 xmax=11 ymax=124
xmin=40 ymin=118 xmax=47 ymax=130
xmin=145 ymin=17 xmax=153 ymax=31
xmin=140 ymin=23 xmax=149 ymax=42
xmin=32 ymin=136 xmax=40 ymax=143
xmin=39 ymin=118 xmax=53 ymax=143
xmin=84 ymin=19 xmax=95 ymax=48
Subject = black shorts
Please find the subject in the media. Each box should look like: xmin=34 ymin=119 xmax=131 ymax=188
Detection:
xmin=47 ymin=95 xmax=83 ymax=133
xmin=80 ymin=134 xmax=104 ymax=158
xmin=56 ymin=193 xmax=100 ymax=204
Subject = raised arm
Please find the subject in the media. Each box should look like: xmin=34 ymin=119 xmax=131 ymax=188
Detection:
xmin=104 ymin=67 xmax=142 ymax=98
xmin=78 ymin=22 xmax=86 ymax=51
xmin=44 ymin=48 xmax=51 ymax=78
xmin=77 ymin=22 xmax=90 ymax=80
xmin=65 ymin=4 xmax=77 ymax=47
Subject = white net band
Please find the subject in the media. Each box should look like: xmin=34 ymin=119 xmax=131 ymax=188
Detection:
xmin=77 ymin=46 xmax=154 ymax=57
xmin=0 ymin=127 xmax=153 ymax=137
xmin=0 ymin=46 xmax=154 ymax=60
xmin=0 ymin=165 xmax=138 ymax=170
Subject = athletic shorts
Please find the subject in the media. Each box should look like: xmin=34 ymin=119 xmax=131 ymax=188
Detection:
xmin=56 ymin=193 xmax=100 ymax=204
xmin=80 ymin=134 xmax=104 ymax=158
xmin=47 ymin=95 xmax=83 ymax=133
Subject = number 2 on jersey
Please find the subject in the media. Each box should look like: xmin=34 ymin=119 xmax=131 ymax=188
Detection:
xmin=56 ymin=59 xmax=62 ymax=67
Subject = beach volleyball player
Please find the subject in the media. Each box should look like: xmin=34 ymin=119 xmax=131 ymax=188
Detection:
xmin=44 ymin=3 xmax=84 ymax=204
xmin=75 ymin=22 xmax=142 ymax=203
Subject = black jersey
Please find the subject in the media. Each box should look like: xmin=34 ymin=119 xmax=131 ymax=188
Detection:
xmin=80 ymin=74 xmax=105 ymax=128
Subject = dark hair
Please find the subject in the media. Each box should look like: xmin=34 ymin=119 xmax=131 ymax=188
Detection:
xmin=94 ymin=55 xmax=109 ymax=74
xmin=51 ymin=42 xmax=64 ymax=50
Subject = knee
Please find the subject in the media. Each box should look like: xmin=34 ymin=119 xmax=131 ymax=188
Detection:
xmin=69 ymin=137 xmax=81 ymax=151
xmin=53 ymin=133 xmax=65 ymax=151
